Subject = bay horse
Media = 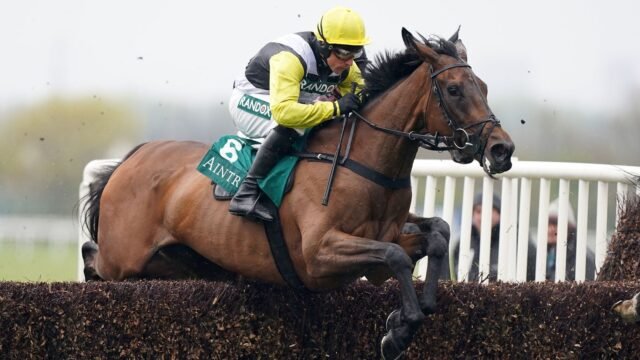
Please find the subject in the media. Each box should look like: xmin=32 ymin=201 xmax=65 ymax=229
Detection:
xmin=82 ymin=28 xmax=514 ymax=359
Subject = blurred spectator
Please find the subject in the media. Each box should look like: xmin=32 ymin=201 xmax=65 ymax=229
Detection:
xmin=441 ymin=193 xmax=536 ymax=282
xmin=545 ymin=198 xmax=596 ymax=281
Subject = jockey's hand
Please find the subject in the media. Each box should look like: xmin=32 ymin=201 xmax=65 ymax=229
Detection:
xmin=336 ymin=93 xmax=361 ymax=116
xmin=314 ymin=94 xmax=338 ymax=103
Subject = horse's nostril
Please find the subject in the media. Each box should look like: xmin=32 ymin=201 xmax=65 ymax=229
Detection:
xmin=490 ymin=142 xmax=514 ymax=162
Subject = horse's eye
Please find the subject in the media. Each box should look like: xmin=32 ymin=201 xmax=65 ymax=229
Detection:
xmin=447 ymin=86 xmax=461 ymax=97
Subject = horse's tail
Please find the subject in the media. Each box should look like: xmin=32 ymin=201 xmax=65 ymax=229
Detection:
xmin=82 ymin=143 xmax=147 ymax=242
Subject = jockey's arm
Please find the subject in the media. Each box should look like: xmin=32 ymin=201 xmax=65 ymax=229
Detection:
xmin=268 ymin=52 xmax=335 ymax=128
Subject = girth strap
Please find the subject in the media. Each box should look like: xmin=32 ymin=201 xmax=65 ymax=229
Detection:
xmin=262 ymin=196 xmax=308 ymax=292
xmin=260 ymin=152 xmax=408 ymax=292
xmin=298 ymin=152 xmax=411 ymax=190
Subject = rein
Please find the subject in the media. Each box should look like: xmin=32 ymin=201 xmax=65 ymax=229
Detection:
xmin=351 ymin=110 xmax=456 ymax=152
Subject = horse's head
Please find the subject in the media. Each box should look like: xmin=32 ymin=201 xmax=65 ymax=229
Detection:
xmin=402 ymin=27 xmax=514 ymax=175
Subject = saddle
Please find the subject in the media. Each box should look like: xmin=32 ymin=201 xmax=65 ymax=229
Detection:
xmin=198 ymin=135 xmax=303 ymax=206
xmin=212 ymin=174 xmax=296 ymax=201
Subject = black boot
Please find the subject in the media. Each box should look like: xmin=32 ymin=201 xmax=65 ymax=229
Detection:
xmin=229 ymin=126 xmax=298 ymax=221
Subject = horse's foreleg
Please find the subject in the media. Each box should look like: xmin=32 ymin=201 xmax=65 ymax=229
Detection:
xmin=412 ymin=217 xmax=449 ymax=314
xmin=309 ymin=231 xmax=425 ymax=360
xmin=363 ymin=217 xmax=450 ymax=316
xmin=364 ymin=219 xmax=448 ymax=285
xmin=363 ymin=230 xmax=423 ymax=285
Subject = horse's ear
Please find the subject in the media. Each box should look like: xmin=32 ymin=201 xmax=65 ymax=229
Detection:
xmin=448 ymin=26 xmax=468 ymax=62
xmin=402 ymin=27 xmax=419 ymax=52
xmin=402 ymin=27 xmax=438 ymax=62
xmin=455 ymin=39 xmax=468 ymax=62
xmin=448 ymin=25 xmax=461 ymax=43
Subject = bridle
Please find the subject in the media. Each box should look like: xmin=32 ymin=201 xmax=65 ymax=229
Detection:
xmin=430 ymin=63 xmax=500 ymax=157
xmin=352 ymin=61 xmax=501 ymax=171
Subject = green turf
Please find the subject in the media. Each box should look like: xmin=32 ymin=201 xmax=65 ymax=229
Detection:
xmin=0 ymin=241 xmax=78 ymax=282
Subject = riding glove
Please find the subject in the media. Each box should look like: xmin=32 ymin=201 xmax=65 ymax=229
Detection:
xmin=335 ymin=93 xmax=361 ymax=116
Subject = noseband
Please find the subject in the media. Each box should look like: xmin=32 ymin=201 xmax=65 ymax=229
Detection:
xmin=352 ymin=62 xmax=500 ymax=160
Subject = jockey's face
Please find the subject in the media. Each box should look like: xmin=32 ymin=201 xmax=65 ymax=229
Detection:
xmin=326 ymin=51 xmax=354 ymax=74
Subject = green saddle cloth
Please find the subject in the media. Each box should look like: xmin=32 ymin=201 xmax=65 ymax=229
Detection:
xmin=197 ymin=135 xmax=304 ymax=207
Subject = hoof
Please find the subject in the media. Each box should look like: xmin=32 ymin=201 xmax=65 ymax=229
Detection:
xmin=612 ymin=294 xmax=640 ymax=324
xmin=381 ymin=332 xmax=405 ymax=360
xmin=81 ymin=241 xmax=101 ymax=281
xmin=83 ymin=267 xmax=101 ymax=281
xmin=385 ymin=309 xmax=403 ymax=331
xmin=81 ymin=241 xmax=98 ymax=260
xmin=420 ymin=294 xmax=437 ymax=315
xmin=611 ymin=299 xmax=623 ymax=312
xmin=401 ymin=223 xmax=421 ymax=234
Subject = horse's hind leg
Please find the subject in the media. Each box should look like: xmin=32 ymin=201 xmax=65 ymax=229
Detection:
xmin=91 ymin=219 xmax=162 ymax=280
xmin=140 ymin=245 xmax=238 ymax=281
xmin=81 ymin=241 xmax=102 ymax=281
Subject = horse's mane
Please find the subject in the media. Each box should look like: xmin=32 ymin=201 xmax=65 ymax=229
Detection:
xmin=363 ymin=35 xmax=459 ymax=103
xmin=363 ymin=50 xmax=422 ymax=101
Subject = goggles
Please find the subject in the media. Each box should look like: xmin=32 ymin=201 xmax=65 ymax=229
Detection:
xmin=332 ymin=46 xmax=363 ymax=60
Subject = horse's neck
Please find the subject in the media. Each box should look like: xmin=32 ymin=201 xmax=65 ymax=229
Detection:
xmin=350 ymin=64 xmax=430 ymax=178
xmin=307 ymin=64 xmax=430 ymax=180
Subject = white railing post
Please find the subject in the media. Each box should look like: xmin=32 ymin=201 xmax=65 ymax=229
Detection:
xmin=575 ymin=180 xmax=590 ymax=281
xmin=535 ymin=178 xmax=551 ymax=282
xmin=457 ymin=177 xmax=475 ymax=281
xmin=443 ymin=176 xmax=456 ymax=280
xmin=478 ymin=177 xmax=494 ymax=284
xmin=507 ymin=177 xmax=519 ymax=281
xmin=555 ymin=179 xmax=570 ymax=282
xmin=423 ymin=176 xmax=437 ymax=217
xmin=595 ymin=181 xmax=609 ymax=273
xmin=497 ymin=177 xmax=511 ymax=281
xmin=516 ymin=178 xmax=532 ymax=282
xmin=410 ymin=176 xmax=418 ymax=213
xmin=414 ymin=175 xmax=436 ymax=280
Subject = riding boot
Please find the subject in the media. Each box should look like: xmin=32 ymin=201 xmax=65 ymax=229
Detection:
xmin=229 ymin=125 xmax=298 ymax=222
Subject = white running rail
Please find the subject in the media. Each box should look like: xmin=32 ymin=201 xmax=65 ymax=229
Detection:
xmin=410 ymin=159 xmax=640 ymax=283
xmin=78 ymin=158 xmax=640 ymax=282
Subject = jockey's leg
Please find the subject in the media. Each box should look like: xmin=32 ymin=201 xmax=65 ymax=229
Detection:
xmin=229 ymin=125 xmax=298 ymax=222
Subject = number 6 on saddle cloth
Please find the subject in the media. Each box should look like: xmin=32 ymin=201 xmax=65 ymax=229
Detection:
xmin=197 ymin=134 xmax=304 ymax=206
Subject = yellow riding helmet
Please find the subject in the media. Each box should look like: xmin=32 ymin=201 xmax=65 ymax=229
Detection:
xmin=314 ymin=7 xmax=371 ymax=46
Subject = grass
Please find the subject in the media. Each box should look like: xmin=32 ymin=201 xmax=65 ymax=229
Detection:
xmin=0 ymin=241 xmax=78 ymax=282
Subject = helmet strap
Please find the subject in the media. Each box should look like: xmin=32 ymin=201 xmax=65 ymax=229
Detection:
xmin=316 ymin=16 xmax=333 ymax=59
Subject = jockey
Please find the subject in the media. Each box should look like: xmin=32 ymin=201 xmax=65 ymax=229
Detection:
xmin=228 ymin=6 xmax=371 ymax=222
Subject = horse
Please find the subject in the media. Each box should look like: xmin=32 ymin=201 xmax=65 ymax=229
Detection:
xmin=81 ymin=28 xmax=514 ymax=359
